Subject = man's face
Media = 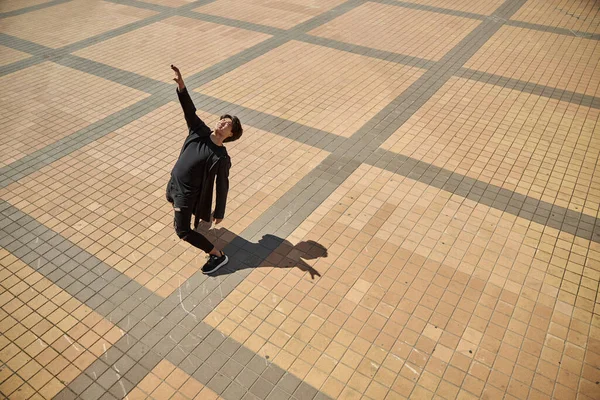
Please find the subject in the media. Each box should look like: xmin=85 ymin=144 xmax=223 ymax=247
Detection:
xmin=215 ymin=118 xmax=232 ymax=136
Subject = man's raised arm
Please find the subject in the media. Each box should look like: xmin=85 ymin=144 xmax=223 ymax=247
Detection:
xmin=171 ymin=65 xmax=209 ymax=135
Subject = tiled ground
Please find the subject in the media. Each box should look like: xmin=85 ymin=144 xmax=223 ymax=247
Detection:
xmin=197 ymin=41 xmax=425 ymax=138
xmin=1 ymin=102 xmax=328 ymax=298
xmin=206 ymin=164 xmax=600 ymax=399
xmin=140 ymin=0 xmax=196 ymax=7
xmin=0 ymin=0 xmax=157 ymax=48
xmin=194 ymin=0 xmax=347 ymax=30
xmin=397 ymin=0 xmax=505 ymax=15
xmin=464 ymin=26 xmax=600 ymax=97
xmin=380 ymin=77 xmax=600 ymax=216
xmin=73 ymin=17 xmax=271 ymax=83
xmin=0 ymin=62 xmax=149 ymax=168
xmin=0 ymin=0 xmax=54 ymax=14
xmin=1 ymin=0 xmax=599 ymax=399
xmin=0 ymin=45 xmax=30 ymax=67
xmin=129 ymin=360 xmax=223 ymax=399
xmin=0 ymin=256 xmax=121 ymax=399
xmin=511 ymin=0 xmax=600 ymax=34
xmin=309 ymin=3 xmax=481 ymax=61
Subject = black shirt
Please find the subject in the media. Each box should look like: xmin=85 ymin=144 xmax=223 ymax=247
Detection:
xmin=171 ymin=133 xmax=227 ymax=204
xmin=169 ymin=88 xmax=231 ymax=221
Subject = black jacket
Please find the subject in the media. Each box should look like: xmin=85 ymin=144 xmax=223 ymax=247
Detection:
xmin=167 ymin=87 xmax=231 ymax=228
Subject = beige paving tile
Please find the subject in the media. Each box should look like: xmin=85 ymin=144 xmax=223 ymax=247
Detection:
xmin=0 ymin=45 xmax=30 ymax=67
xmin=0 ymin=0 xmax=53 ymax=13
xmin=74 ymin=16 xmax=271 ymax=83
xmin=194 ymin=0 xmax=346 ymax=29
xmin=512 ymin=0 xmax=600 ymax=34
xmin=398 ymin=0 xmax=504 ymax=15
xmin=214 ymin=122 xmax=330 ymax=234
xmin=0 ymin=0 xmax=156 ymax=48
xmin=309 ymin=2 xmax=480 ymax=61
xmin=0 ymin=102 xmax=329 ymax=297
xmin=140 ymin=0 xmax=197 ymax=7
xmin=197 ymin=41 xmax=425 ymax=137
xmin=0 ymin=255 xmax=119 ymax=398
xmin=380 ymin=77 xmax=600 ymax=217
xmin=0 ymin=62 xmax=149 ymax=168
xmin=204 ymin=164 xmax=600 ymax=399
xmin=465 ymin=26 xmax=600 ymax=97
xmin=131 ymin=360 xmax=223 ymax=399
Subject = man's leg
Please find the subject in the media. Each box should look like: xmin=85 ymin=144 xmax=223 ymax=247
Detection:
xmin=173 ymin=206 xmax=229 ymax=273
xmin=173 ymin=206 xmax=214 ymax=253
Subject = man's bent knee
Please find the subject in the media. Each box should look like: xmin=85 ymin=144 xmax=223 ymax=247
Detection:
xmin=173 ymin=207 xmax=192 ymax=240
xmin=175 ymin=227 xmax=191 ymax=240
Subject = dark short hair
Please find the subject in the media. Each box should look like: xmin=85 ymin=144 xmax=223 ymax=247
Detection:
xmin=221 ymin=114 xmax=243 ymax=142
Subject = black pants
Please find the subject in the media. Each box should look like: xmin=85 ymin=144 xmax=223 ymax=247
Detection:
xmin=167 ymin=179 xmax=214 ymax=253
xmin=173 ymin=206 xmax=214 ymax=253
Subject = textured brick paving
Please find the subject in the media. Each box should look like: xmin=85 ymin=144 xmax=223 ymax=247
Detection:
xmin=0 ymin=62 xmax=149 ymax=168
xmin=194 ymin=0 xmax=347 ymax=30
xmin=1 ymin=0 xmax=599 ymax=399
xmin=0 ymin=0 xmax=56 ymax=14
xmin=0 ymin=0 xmax=157 ymax=48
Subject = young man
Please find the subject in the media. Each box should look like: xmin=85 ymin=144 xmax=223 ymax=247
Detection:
xmin=166 ymin=65 xmax=243 ymax=274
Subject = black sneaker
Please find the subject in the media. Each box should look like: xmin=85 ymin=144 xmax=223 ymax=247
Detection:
xmin=202 ymin=251 xmax=228 ymax=274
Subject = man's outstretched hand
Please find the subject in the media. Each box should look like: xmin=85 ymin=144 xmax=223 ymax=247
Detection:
xmin=171 ymin=65 xmax=185 ymax=90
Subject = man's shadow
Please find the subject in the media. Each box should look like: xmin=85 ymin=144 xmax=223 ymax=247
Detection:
xmin=195 ymin=224 xmax=326 ymax=279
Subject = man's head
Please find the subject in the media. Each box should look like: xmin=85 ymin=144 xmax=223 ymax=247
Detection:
xmin=215 ymin=114 xmax=243 ymax=143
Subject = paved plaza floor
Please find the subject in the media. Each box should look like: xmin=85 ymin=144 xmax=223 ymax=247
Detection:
xmin=1 ymin=0 xmax=600 ymax=399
